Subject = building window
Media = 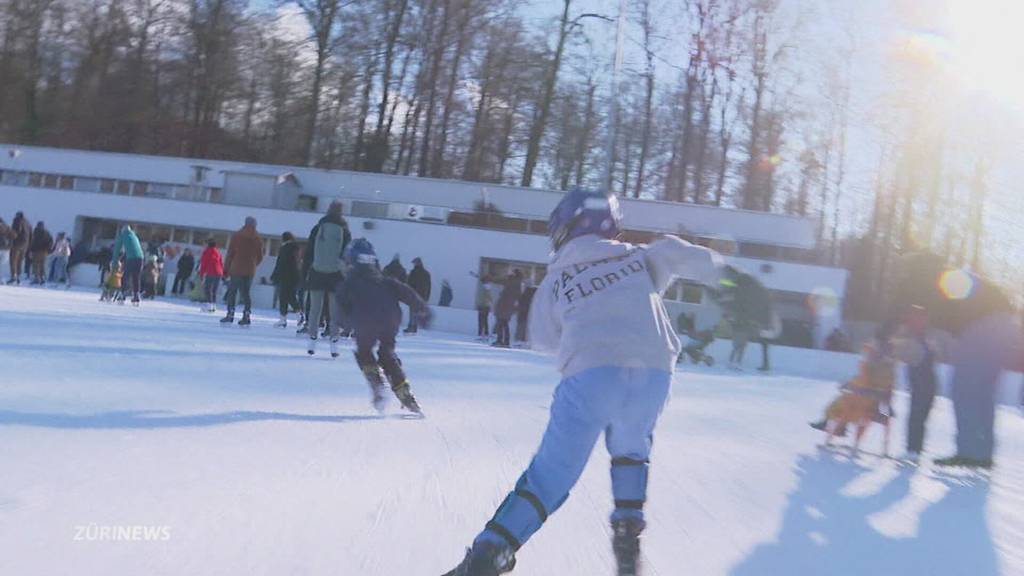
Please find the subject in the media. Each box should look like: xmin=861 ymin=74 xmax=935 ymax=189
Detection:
xmin=268 ymin=238 xmax=281 ymax=257
xmin=173 ymin=229 xmax=191 ymax=244
xmin=75 ymin=177 xmax=99 ymax=192
xmin=212 ymin=232 xmax=229 ymax=249
xmin=480 ymin=258 xmax=546 ymax=286
xmin=100 ymin=179 xmax=115 ymax=193
xmin=209 ymin=187 xmax=223 ymax=203
xmin=99 ymin=222 xmax=119 ymax=240
xmin=665 ymin=281 xmax=705 ymax=304
xmin=351 ymin=200 xmax=389 ymax=219
xmin=149 ymin=183 xmax=173 ymax=198
xmin=116 ymin=180 xmax=131 ymax=195
xmin=297 ymin=194 xmax=318 ymax=212
xmin=28 ymin=173 xmax=43 ymax=187
xmin=58 ymin=175 xmax=74 ymax=189
xmin=132 ymin=182 xmax=148 ymax=196
xmin=44 ymin=174 xmax=58 ymax=188
xmin=738 ymin=242 xmax=779 ymax=260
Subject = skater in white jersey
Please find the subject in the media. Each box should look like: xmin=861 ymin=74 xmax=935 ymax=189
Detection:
xmin=444 ymin=189 xmax=722 ymax=576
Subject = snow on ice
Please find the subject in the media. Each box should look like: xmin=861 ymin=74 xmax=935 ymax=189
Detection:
xmin=0 ymin=287 xmax=1022 ymax=575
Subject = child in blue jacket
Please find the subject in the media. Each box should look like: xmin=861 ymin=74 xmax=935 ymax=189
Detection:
xmin=338 ymin=239 xmax=431 ymax=415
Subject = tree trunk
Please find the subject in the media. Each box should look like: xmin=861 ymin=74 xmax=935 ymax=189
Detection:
xmin=521 ymin=0 xmax=572 ymax=187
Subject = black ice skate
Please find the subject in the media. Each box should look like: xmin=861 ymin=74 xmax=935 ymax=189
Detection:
xmin=612 ymin=517 xmax=645 ymax=576
xmin=237 ymin=314 xmax=251 ymax=327
xmin=220 ymin=313 xmax=235 ymax=324
xmin=442 ymin=541 xmax=516 ymax=576
xmin=391 ymin=382 xmax=422 ymax=415
xmin=357 ymin=359 xmax=388 ymax=413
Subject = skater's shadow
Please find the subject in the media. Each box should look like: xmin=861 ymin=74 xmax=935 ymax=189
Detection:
xmin=729 ymin=452 xmax=997 ymax=576
xmin=0 ymin=409 xmax=388 ymax=429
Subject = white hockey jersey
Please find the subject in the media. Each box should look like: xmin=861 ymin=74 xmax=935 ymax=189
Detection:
xmin=529 ymin=235 xmax=722 ymax=377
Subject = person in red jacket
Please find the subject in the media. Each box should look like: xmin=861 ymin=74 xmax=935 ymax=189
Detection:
xmin=198 ymin=238 xmax=224 ymax=313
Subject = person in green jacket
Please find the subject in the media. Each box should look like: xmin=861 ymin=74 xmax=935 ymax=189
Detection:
xmin=111 ymin=225 xmax=144 ymax=305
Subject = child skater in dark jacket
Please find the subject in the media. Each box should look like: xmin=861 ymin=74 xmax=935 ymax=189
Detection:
xmin=337 ymin=238 xmax=431 ymax=415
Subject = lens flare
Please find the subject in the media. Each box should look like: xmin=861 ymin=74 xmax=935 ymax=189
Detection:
xmin=938 ymin=269 xmax=974 ymax=300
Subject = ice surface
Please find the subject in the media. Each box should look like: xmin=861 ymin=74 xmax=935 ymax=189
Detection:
xmin=0 ymin=287 xmax=1021 ymax=575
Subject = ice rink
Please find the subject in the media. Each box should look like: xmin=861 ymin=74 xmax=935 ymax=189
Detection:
xmin=1 ymin=287 xmax=1022 ymax=575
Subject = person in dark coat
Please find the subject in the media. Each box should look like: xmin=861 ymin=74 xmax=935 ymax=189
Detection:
xmin=172 ymin=249 xmax=196 ymax=295
xmin=96 ymin=245 xmax=113 ymax=287
xmin=29 ymin=221 xmax=53 ymax=285
xmin=904 ymin=305 xmax=939 ymax=458
xmin=7 ymin=212 xmax=31 ymax=285
xmin=493 ymin=269 xmax=523 ymax=347
xmin=932 ymin=275 xmax=1023 ymax=469
xmin=404 ymin=257 xmax=432 ymax=334
xmin=0 ymin=217 xmax=12 ymax=284
xmin=383 ymin=254 xmax=407 ymax=284
xmin=271 ymin=231 xmax=303 ymax=327
xmin=338 ymin=239 xmax=430 ymax=415
xmin=439 ymin=280 xmax=453 ymax=307
xmin=514 ymin=284 xmax=537 ymax=344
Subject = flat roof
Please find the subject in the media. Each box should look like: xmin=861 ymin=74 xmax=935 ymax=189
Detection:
xmin=0 ymin=143 xmax=817 ymax=248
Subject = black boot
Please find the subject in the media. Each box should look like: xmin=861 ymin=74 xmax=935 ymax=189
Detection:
xmin=355 ymin=353 xmax=387 ymax=412
xmin=612 ymin=517 xmax=645 ymax=576
xmin=238 ymin=314 xmax=251 ymax=327
xmin=442 ymin=541 xmax=516 ymax=576
xmin=391 ymin=381 xmax=422 ymax=414
xmin=220 ymin=312 xmax=235 ymax=324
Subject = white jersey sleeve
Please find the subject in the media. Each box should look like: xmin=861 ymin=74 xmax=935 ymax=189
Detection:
xmin=643 ymin=235 xmax=723 ymax=293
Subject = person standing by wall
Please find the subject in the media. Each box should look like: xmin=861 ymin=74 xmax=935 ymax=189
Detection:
xmin=198 ymin=238 xmax=224 ymax=312
xmin=51 ymin=232 xmax=72 ymax=287
xmin=172 ymin=249 xmax=196 ymax=295
xmin=383 ymin=254 xmax=407 ymax=284
xmin=493 ymin=269 xmax=523 ymax=348
xmin=220 ymin=217 xmax=264 ymax=326
xmin=439 ymin=280 xmax=453 ymax=307
xmin=29 ymin=221 xmax=53 ymax=285
xmin=515 ymin=283 xmax=537 ymax=345
xmin=111 ymin=225 xmax=144 ymax=305
xmin=472 ymin=272 xmax=493 ymax=341
xmin=7 ymin=212 xmax=31 ymax=285
xmin=302 ymin=201 xmax=350 ymax=354
xmin=271 ymin=231 xmax=302 ymax=328
xmin=405 ymin=257 xmax=432 ymax=334
xmin=0 ymin=217 xmax=12 ymax=284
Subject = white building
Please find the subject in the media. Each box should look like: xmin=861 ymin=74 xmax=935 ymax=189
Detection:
xmin=0 ymin=144 xmax=847 ymax=346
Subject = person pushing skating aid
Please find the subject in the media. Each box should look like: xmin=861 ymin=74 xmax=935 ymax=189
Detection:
xmin=337 ymin=238 xmax=431 ymax=415
xmin=442 ymin=189 xmax=723 ymax=576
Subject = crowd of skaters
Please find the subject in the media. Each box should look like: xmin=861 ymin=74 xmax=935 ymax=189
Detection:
xmin=0 ymin=212 xmax=75 ymax=287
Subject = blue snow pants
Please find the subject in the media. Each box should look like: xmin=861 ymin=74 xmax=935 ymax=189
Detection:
xmin=476 ymin=366 xmax=672 ymax=551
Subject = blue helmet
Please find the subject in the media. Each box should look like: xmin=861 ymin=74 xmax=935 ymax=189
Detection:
xmin=345 ymin=237 xmax=378 ymax=266
xmin=547 ymin=188 xmax=623 ymax=251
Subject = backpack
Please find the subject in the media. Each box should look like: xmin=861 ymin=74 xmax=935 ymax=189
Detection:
xmin=311 ymin=221 xmax=346 ymax=274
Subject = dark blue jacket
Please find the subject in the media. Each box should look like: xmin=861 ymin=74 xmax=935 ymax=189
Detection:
xmin=338 ymin=264 xmax=428 ymax=337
